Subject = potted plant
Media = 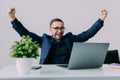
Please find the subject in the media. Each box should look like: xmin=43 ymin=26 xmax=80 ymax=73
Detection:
xmin=9 ymin=35 xmax=39 ymax=74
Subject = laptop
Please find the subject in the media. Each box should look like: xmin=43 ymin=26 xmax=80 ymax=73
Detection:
xmin=58 ymin=42 xmax=109 ymax=69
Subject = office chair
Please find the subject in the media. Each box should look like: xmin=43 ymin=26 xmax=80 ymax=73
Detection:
xmin=104 ymin=50 xmax=120 ymax=64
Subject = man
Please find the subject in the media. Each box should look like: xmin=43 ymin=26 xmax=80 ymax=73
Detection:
xmin=8 ymin=8 xmax=108 ymax=64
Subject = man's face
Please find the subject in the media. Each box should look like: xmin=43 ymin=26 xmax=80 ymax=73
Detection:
xmin=49 ymin=21 xmax=65 ymax=41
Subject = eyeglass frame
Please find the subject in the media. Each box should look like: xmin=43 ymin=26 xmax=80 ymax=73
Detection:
xmin=50 ymin=27 xmax=65 ymax=31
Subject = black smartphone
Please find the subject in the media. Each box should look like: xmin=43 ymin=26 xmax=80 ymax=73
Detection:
xmin=32 ymin=66 xmax=42 ymax=70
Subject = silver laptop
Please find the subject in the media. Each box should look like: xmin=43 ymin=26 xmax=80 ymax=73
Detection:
xmin=67 ymin=42 xmax=109 ymax=69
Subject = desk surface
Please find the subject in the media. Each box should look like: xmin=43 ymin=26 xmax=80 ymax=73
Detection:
xmin=0 ymin=64 xmax=120 ymax=80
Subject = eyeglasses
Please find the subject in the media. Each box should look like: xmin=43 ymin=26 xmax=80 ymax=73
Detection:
xmin=51 ymin=27 xmax=65 ymax=31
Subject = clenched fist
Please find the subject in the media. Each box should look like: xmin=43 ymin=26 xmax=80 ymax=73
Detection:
xmin=8 ymin=8 xmax=16 ymax=21
xmin=100 ymin=9 xmax=108 ymax=21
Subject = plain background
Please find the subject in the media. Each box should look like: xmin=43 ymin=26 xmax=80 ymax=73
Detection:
xmin=0 ymin=0 xmax=120 ymax=68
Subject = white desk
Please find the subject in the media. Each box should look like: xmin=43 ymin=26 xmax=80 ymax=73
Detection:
xmin=0 ymin=65 xmax=120 ymax=80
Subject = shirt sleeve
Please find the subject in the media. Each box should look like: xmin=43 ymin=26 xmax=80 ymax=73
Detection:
xmin=11 ymin=18 xmax=42 ymax=45
xmin=73 ymin=18 xmax=104 ymax=42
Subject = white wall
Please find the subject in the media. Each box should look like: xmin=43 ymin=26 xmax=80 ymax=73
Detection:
xmin=0 ymin=0 xmax=120 ymax=68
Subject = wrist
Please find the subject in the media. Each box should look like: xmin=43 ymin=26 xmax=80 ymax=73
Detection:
xmin=100 ymin=17 xmax=105 ymax=21
xmin=10 ymin=16 xmax=16 ymax=21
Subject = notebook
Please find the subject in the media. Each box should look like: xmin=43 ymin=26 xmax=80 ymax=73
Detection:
xmin=58 ymin=42 xmax=109 ymax=69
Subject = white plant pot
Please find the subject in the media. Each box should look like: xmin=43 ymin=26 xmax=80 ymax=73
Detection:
xmin=15 ymin=58 xmax=33 ymax=74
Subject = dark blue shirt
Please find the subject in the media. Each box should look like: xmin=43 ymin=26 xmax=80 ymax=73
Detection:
xmin=44 ymin=39 xmax=70 ymax=64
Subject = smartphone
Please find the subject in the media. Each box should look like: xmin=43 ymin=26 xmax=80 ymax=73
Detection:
xmin=32 ymin=66 xmax=42 ymax=70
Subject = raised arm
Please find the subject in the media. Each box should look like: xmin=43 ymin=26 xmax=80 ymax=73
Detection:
xmin=7 ymin=7 xmax=42 ymax=45
xmin=73 ymin=9 xmax=108 ymax=42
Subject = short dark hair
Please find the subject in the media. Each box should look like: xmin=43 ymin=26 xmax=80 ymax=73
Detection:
xmin=50 ymin=18 xmax=64 ymax=27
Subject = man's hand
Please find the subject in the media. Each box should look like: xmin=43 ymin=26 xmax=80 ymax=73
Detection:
xmin=8 ymin=7 xmax=16 ymax=21
xmin=100 ymin=9 xmax=108 ymax=21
